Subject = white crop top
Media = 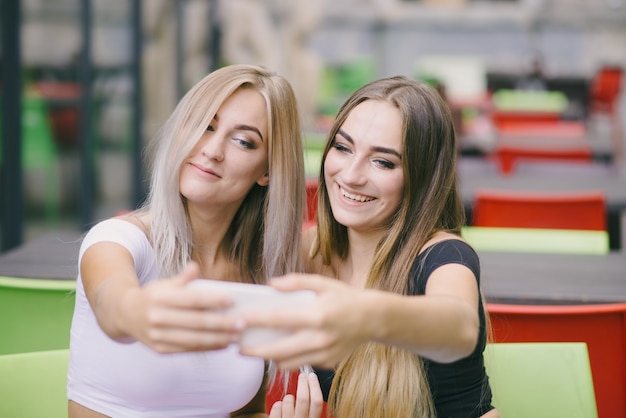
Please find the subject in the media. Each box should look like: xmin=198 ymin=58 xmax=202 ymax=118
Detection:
xmin=67 ymin=219 xmax=265 ymax=417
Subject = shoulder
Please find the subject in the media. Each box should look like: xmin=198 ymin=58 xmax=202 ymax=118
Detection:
xmin=81 ymin=214 xmax=152 ymax=258
xmin=420 ymin=232 xmax=477 ymax=262
xmin=410 ymin=232 xmax=480 ymax=293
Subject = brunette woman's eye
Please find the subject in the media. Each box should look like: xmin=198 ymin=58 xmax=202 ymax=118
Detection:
xmin=374 ymin=159 xmax=395 ymax=169
xmin=331 ymin=141 xmax=350 ymax=153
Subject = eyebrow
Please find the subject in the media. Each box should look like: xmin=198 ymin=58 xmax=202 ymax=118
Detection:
xmin=337 ymin=129 xmax=402 ymax=159
xmin=213 ymin=114 xmax=264 ymax=142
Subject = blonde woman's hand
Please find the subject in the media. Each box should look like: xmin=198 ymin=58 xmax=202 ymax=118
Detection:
xmin=120 ymin=261 xmax=245 ymax=353
xmin=268 ymin=372 xmax=324 ymax=418
xmin=240 ymin=274 xmax=370 ymax=370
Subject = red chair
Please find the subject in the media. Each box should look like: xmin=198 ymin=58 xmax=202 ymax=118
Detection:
xmin=472 ymin=189 xmax=606 ymax=231
xmin=487 ymin=303 xmax=626 ymax=418
xmin=589 ymin=66 xmax=623 ymax=116
xmin=490 ymin=110 xmax=561 ymax=132
xmin=265 ymin=370 xmax=328 ymax=417
xmin=493 ymin=144 xmax=592 ymax=175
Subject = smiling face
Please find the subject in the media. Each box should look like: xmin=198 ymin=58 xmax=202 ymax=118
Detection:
xmin=324 ymin=99 xmax=405 ymax=233
xmin=179 ymin=87 xmax=270 ymax=213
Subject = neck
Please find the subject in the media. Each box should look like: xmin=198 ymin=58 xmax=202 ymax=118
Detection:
xmin=187 ymin=204 xmax=238 ymax=280
xmin=339 ymin=229 xmax=383 ymax=288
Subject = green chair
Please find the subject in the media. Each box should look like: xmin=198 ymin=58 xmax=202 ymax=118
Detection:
xmin=485 ymin=342 xmax=598 ymax=418
xmin=461 ymin=226 xmax=610 ymax=255
xmin=22 ymin=93 xmax=61 ymax=223
xmin=0 ymin=349 xmax=69 ymax=418
xmin=0 ymin=276 xmax=76 ymax=355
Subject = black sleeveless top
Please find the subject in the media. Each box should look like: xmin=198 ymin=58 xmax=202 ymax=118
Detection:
xmin=314 ymin=239 xmax=494 ymax=418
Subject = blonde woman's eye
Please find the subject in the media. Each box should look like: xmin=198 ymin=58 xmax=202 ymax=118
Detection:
xmin=235 ymin=137 xmax=255 ymax=149
xmin=206 ymin=124 xmax=215 ymax=132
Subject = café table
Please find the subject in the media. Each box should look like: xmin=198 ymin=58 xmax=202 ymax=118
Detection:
xmin=479 ymin=250 xmax=626 ymax=305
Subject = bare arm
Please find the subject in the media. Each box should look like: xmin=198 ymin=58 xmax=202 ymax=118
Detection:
xmin=80 ymin=241 xmax=243 ymax=352
xmin=240 ymin=263 xmax=480 ymax=368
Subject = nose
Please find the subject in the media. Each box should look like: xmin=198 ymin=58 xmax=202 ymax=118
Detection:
xmin=201 ymin=135 xmax=225 ymax=162
xmin=340 ymin=156 xmax=367 ymax=187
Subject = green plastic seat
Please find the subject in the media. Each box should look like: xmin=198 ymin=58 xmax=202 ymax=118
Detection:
xmin=492 ymin=89 xmax=569 ymax=113
xmin=485 ymin=342 xmax=598 ymax=418
xmin=0 ymin=349 xmax=69 ymax=418
xmin=0 ymin=276 xmax=76 ymax=355
xmin=461 ymin=226 xmax=610 ymax=255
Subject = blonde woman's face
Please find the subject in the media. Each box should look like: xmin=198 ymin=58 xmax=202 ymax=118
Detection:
xmin=179 ymin=88 xmax=269 ymax=213
xmin=324 ymin=99 xmax=404 ymax=233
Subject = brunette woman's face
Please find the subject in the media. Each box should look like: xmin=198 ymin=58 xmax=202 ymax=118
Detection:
xmin=179 ymin=88 xmax=269 ymax=212
xmin=324 ymin=99 xmax=404 ymax=232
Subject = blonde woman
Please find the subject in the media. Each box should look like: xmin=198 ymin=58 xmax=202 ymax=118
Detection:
xmin=67 ymin=65 xmax=322 ymax=418
xmin=243 ymin=76 xmax=499 ymax=418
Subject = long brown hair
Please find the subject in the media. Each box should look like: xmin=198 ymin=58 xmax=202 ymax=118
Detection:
xmin=313 ymin=76 xmax=464 ymax=418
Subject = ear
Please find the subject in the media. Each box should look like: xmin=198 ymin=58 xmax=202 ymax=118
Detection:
xmin=256 ymin=172 xmax=269 ymax=187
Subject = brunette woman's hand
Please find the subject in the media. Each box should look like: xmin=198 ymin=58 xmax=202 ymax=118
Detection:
xmin=268 ymin=372 xmax=324 ymax=418
xmin=118 ymin=261 xmax=245 ymax=353
xmin=239 ymin=274 xmax=372 ymax=370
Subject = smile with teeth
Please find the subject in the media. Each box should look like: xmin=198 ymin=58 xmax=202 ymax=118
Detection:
xmin=340 ymin=186 xmax=375 ymax=203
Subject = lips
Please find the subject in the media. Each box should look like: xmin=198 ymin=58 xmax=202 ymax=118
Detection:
xmin=339 ymin=185 xmax=375 ymax=202
xmin=190 ymin=162 xmax=221 ymax=178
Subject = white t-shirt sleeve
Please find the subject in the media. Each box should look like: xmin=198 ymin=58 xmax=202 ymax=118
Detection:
xmin=79 ymin=218 xmax=157 ymax=284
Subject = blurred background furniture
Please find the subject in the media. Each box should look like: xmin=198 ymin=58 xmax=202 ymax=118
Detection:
xmin=487 ymin=302 xmax=626 ymax=418
xmin=0 ymin=348 xmax=70 ymax=418
xmin=491 ymin=144 xmax=593 ymax=175
xmin=461 ymin=226 xmax=609 ymax=255
xmin=484 ymin=342 xmax=598 ymax=418
xmin=0 ymin=276 xmax=76 ymax=355
xmin=471 ymin=189 xmax=606 ymax=231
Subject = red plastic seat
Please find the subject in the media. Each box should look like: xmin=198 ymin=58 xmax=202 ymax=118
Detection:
xmin=487 ymin=303 xmax=626 ymax=418
xmin=490 ymin=110 xmax=561 ymax=132
xmin=589 ymin=66 xmax=623 ymax=116
xmin=472 ymin=189 xmax=606 ymax=231
xmin=493 ymin=145 xmax=592 ymax=175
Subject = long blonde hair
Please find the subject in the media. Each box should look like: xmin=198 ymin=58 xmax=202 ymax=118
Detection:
xmin=143 ymin=64 xmax=305 ymax=282
xmin=314 ymin=77 xmax=464 ymax=418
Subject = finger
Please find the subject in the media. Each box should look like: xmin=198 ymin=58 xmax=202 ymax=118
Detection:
xmin=143 ymin=325 xmax=236 ymax=352
xmin=240 ymin=330 xmax=326 ymax=363
xmin=146 ymin=306 xmax=243 ymax=333
xmin=293 ymin=373 xmax=310 ymax=417
xmin=269 ymin=401 xmax=283 ymax=418
xmin=268 ymin=274 xmax=330 ymax=293
xmin=281 ymin=394 xmax=296 ymax=418
xmin=175 ymin=260 xmax=202 ymax=286
xmin=241 ymin=307 xmax=313 ymax=331
xmin=307 ymin=373 xmax=324 ymax=418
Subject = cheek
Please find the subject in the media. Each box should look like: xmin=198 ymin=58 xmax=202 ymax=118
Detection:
xmin=323 ymin=153 xmax=341 ymax=179
xmin=384 ymin=174 xmax=404 ymax=206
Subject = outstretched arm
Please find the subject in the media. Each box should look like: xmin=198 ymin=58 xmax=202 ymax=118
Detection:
xmin=81 ymin=241 xmax=243 ymax=353
xmin=239 ymin=264 xmax=480 ymax=369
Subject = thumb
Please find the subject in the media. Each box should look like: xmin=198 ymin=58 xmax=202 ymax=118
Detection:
xmin=174 ymin=260 xmax=201 ymax=286
xmin=269 ymin=273 xmax=331 ymax=293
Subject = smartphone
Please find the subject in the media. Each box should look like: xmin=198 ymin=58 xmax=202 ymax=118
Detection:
xmin=188 ymin=279 xmax=317 ymax=347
